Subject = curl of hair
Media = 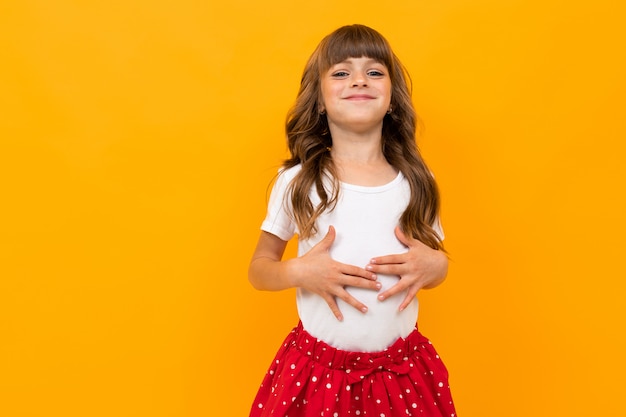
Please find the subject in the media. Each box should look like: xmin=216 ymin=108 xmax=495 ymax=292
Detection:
xmin=284 ymin=24 xmax=443 ymax=250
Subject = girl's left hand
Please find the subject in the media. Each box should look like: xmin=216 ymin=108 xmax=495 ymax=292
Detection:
xmin=366 ymin=227 xmax=449 ymax=312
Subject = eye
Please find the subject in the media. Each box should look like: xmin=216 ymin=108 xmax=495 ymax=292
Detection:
xmin=367 ymin=69 xmax=385 ymax=77
xmin=331 ymin=71 xmax=349 ymax=78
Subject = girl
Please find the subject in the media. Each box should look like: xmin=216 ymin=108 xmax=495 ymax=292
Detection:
xmin=249 ymin=24 xmax=457 ymax=417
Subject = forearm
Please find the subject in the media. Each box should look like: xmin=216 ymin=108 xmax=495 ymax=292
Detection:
xmin=248 ymin=256 xmax=299 ymax=291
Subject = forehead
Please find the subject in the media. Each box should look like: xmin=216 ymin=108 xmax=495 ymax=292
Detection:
xmin=321 ymin=36 xmax=392 ymax=69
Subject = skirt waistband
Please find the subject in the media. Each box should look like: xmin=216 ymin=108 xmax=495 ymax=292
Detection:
xmin=289 ymin=321 xmax=431 ymax=381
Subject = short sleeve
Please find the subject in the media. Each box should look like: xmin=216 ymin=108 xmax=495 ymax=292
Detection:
xmin=433 ymin=216 xmax=445 ymax=241
xmin=428 ymin=170 xmax=445 ymax=241
xmin=261 ymin=168 xmax=298 ymax=241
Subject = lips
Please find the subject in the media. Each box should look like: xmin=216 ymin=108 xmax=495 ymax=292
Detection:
xmin=344 ymin=94 xmax=376 ymax=100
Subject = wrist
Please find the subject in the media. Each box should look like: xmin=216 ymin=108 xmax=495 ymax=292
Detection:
xmin=283 ymin=258 xmax=301 ymax=289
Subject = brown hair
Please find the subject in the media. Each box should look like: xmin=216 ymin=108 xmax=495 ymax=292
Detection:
xmin=283 ymin=24 xmax=443 ymax=250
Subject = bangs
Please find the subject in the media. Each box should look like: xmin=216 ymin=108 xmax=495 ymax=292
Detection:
xmin=318 ymin=25 xmax=394 ymax=71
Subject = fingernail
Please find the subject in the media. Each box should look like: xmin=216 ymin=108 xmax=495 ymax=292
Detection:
xmin=378 ymin=294 xmax=385 ymax=301
xmin=370 ymin=259 xmax=377 ymax=264
xmin=366 ymin=265 xmax=373 ymax=271
xmin=375 ymin=282 xmax=382 ymax=290
xmin=361 ymin=306 xmax=368 ymax=313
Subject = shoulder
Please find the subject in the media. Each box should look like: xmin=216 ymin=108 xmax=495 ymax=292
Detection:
xmin=275 ymin=164 xmax=303 ymax=185
xmin=278 ymin=164 xmax=302 ymax=178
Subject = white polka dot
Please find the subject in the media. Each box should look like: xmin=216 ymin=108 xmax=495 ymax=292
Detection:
xmin=257 ymin=403 xmax=263 ymax=408
xmin=412 ymin=403 xmax=417 ymax=408
xmin=346 ymin=385 xmax=351 ymax=391
xmin=326 ymin=383 xmax=332 ymax=389
xmin=438 ymin=382 xmax=444 ymax=388
xmin=312 ymin=376 xmax=318 ymax=382
xmin=291 ymin=364 xmax=296 ymax=370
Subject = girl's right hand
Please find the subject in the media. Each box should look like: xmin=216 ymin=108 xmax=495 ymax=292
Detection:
xmin=287 ymin=225 xmax=381 ymax=321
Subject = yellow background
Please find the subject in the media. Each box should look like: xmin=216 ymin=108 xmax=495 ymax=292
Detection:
xmin=1 ymin=0 xmax=625 ymax=416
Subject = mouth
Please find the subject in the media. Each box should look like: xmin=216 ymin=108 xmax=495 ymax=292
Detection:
xmin=344 ymin=94 xmax=376 ymax=100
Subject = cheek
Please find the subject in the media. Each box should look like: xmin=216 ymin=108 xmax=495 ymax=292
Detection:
xmin=319 ymin=83 xmax=332 ymax=104
xmin=322 ymin=83 xmax=340 ymax=97
xmin=383 ymin=82 xmax=392 ymax=98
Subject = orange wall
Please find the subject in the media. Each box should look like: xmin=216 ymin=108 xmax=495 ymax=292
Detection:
xmin=1 ymin=1 xmax=625 ymax=416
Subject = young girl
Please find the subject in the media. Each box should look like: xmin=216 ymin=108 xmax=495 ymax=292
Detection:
xmin=249 ymin=24 xmax=457 ymax=417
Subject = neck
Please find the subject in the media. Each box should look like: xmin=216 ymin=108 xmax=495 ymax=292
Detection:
xmin=328 ymin=128 xmax=384 ymax=164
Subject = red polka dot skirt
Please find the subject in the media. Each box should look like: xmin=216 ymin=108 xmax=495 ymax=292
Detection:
xmin=250 ymin=322 xmax=457 ymax=417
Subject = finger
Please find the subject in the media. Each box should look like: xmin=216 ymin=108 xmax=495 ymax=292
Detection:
xmin=323 ymin=294 xmax=344 ymax=321
xmin=394 ymin=226 xmax=410 ymax=246
xmin=377 ymin=281 xmax=409 ymax=302
xmin=366 ymin=262 xmax=405 ymax=276
xmin=397 ymin=286 xmax=419 ymax=311
xmin=342 ymin=264 xmax=378 ymax=280
xmin=342 ymin=275 xmax=382 ymax=291
xmin=316 ymin=225 xmax=336 ymax=252
xmin=370 ymin=253 xmax=405 ymax=265
xmin=334 ymin=289 xmax=369 ymax=314
xmin=396 ymin=226 xmax=429 ymax=251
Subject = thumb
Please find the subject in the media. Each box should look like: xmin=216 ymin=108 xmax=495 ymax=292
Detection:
xmin=394 ymin=226 xmax=411 ymax=247
xmin=317 ymin=225 xmax=336 ymax=251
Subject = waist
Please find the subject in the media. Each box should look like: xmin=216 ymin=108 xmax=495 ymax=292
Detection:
xmin=296 ymin=288 xmax=419 ymax=352
xmin=289 ymin=320 xmax=430 ymax=377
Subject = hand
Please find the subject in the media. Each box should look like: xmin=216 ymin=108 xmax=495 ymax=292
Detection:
xmin=366 ymin=227 xmax=448 ymax=312
xmin=289 ymin=225 xmax=381 ymax=321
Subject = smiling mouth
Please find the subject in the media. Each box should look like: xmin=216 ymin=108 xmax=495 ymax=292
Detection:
xmin=344 ymin=95 xmax=376 ymax=100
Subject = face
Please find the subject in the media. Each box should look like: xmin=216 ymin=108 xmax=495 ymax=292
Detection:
xmin=319 ymin=57 xmax=392 ymax=135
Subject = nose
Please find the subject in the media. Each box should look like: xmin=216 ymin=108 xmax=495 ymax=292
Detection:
xmin=351 ymin=71 xmax=367 ymax=87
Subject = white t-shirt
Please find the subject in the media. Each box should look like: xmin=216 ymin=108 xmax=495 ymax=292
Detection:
xmin=261 ymin=164 xmax=443 ymax=352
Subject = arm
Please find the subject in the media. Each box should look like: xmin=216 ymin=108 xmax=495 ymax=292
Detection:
xmin=248 ymin=226 xmax=381 ymax=321
xmin=366 ymin=226 xmax=449 ymax=312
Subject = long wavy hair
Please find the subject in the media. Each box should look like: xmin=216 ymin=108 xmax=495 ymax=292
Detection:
xmin=284 ymin=24 xmax=443 ymax=250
